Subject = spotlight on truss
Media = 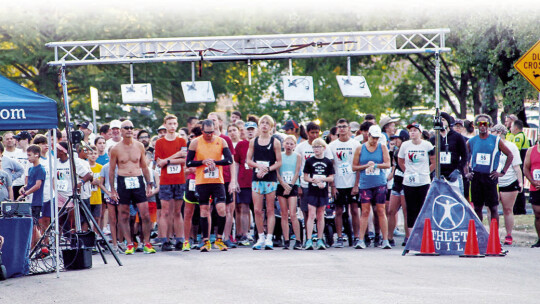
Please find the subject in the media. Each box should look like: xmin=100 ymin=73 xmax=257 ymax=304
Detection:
xmin=282 ymin=76 xmax=314 ymax=102
xmin=336 ymin=76 xmax=372 ymax=98
xmin=121 ymin=83 xmax=153 ymax=103
xmin=181 ymin=81 xmax=216 ymax=103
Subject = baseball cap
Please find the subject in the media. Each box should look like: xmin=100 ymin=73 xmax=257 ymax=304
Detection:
xmin=282 ymin=120 xmax=299 ymax=131
xmin=78 ymin=121 xmax=94 ymax=131
xmin=406 ymin=122 xmax=423 ymax=132
xmin=245 ymin=121 xmax=258 ymax=129
xmin=440 ymin=112 xmax=455 ymax=127
xmin=14 ymin=131 xmax=32 ymax=141
xmin=350 ymin=121 xmax=360 ymax=132
xmin=157 ymin=125 xmax=166 ymax=132
xmin=454 ymin=119 xmax=464 ymax=126
xmin=368 ymin=125 xmax=382 ymax=138
xmin=379 ymin=116 xmax=399 ymax=129
xmin=110 ymin=120 xmax=122 ymax=129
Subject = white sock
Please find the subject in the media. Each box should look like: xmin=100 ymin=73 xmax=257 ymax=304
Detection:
xmin=258 ymin=233 xmax=265 ymax=241
xmin=266 ymin=234 xmax=273 ymax=241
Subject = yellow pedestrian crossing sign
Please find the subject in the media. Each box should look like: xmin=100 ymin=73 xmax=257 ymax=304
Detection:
xmin=514 ymin=40 xmax=540 ymax=92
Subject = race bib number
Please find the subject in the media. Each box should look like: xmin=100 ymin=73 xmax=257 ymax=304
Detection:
xmin=58 ymin=180 xmax=69 ymax=192
xmin=204 ymin=167 xmax=219 ymax=179
xmin=282 ymin=171 xmax=294 ymax=184
xmin=476 ymin=153 xmax=491 ymax=166
xmin=312 ymin=174 xmax=326 ymax=187
xmin=188 ymin=179 xmax=196 ymax=191
xmin=338 ymin=163 xmax=353 ymax=176
xmin=167 ymin=164 xmax=182 ymax=174
xmin=440 ymin=152 xmax=451 ymax=164
xmin=395 ymin=169 xmax=404 ymax=177
xmin=533 ymin=169 xmax=540 ymax=181
xmin=255 ymin=161 xmax=270 ymax=173
xmin=366 ymin=167 xmax=381 ymax=176
xmin=405 ymin=173 xmax=419 ymax=185
xmin=125 ymin=177 xmax=140 ymax=190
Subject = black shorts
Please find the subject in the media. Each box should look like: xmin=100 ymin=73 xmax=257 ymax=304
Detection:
xmin=471 ymin=172 xmax=499 ymax=208
xmin=276 ymin=184 xmax=299 ymax=198
xmin=196 ymin=183 xmax=226 ymax=206
xmin=184 ymin=180 xmax=198 ymax=205
xmin=236 ymin=188 xmax=252 ymax=205
xmin=529 ymin=190 xmax=540 ymax=206
xmin=117 ymin=176 xmax=148 ymax=205
xmin=499 ymin=180 xmax=520 ymax=193
xmin=305 ymin=195 xmax=329 ymax=208
xmin=334 ymin=188 xmax=358 ymax=206
xmin=31 ymin=206 xmax=42 ymax=224
xmin=224 ymin=182 xmax=233 ymax=205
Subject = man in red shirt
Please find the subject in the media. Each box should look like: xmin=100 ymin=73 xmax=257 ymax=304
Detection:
xmin=208 ymin=113 xmax=238 ymax=248
xmin=234 ymin=121 xmax=257 ymax=246
xmin=155 ymin=114 xmax=187 ymax=251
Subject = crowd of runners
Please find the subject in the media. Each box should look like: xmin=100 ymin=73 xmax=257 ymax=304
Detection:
xmin=3 ymin=110 xmax=540 ymax=255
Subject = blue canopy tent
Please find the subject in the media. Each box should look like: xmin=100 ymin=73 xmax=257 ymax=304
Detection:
xmin=0 ymin=73 xmax=59 ymax=277
xmin=0 ymin=74 xmax=58 ymax=130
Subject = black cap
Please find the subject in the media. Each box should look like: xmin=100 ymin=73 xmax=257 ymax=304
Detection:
xmin=440 ymin=112 xmax=455 ymax=127
xmin=14 ymin=131 xmax=32 ymax=141
xmin=282 ymin=120 xmax=299 ymax=131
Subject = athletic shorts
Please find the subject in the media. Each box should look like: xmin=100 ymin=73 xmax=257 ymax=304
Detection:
xmin=499 ymin=180 xmax=520 ymax=193
xmin=334 ymin=188 xmax=358 ymax=206
xmin=529 ymin=190 xmax=540 ymax=206
xmin=305 ymin=195 xmax=329 ymax=208
xmin=236 ymin=188 xmax=252 ymax=205
xmin=117 ymin=176 xmax=147 ymax=205
xmin=184 ymin=180 xmax=199 ymax=205
xmin=41 ymin=201 xmax=52 ymax=218
xmin=90 ymin=204 xmax=102 ymax=220
xmin=391 ymin=189 xmax=405 ymax=197
xmin=359 ymin=186 xmax=387 ymax=205
xmin=80 ymin=199 xmax=91 ymax=225
xmin=252 ymin=181 xmax=278 ymax=195
xmin=159 ymin=184 xmax=184 ymax=201
xmin=196 ymin=183 xmax=226 ymax=206
xmin=276 ymin=184 xmax=298 ymax=198
xmin=471 ymin=172 xmax=499 ymax=208
xmin=31 ymin=206 xmax=42 ymax=223
xmin=105 ymin=196 xmax=119 ymax=206
xmin=224 ymin=182 xmax=233 ymax=204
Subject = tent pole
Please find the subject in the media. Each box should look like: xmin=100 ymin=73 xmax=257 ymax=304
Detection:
xmin=434 ymin=51 xmax=441 ymax=179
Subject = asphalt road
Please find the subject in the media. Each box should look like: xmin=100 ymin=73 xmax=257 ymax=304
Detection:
xmin=2 ymin=244 xmax=539 ymax=304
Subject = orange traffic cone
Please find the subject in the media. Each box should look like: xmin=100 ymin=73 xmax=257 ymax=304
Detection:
xmin=486 ymin=218 xmax=506 ymax=257
xmin=460 ymin=219 xmax=485 ymax=258
xmin=415 ymin=218 xmax=439 ymax=256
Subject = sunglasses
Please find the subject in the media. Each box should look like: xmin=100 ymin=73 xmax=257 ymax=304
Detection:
xmin=477 ymin=121 xmax=489 ymax=127
xmin=203 ymin=131 xmax=214 ymax=135
xmin=189 ymin=134 xmax=196 ymax=138
xmin=337 ymin=125 xmax=349 ymax=129
xmin=122 ymin=126 xmax=134 ymax=130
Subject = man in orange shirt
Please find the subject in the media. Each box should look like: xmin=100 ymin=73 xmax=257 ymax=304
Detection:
xmin=155 ymin=114 xmax=187 ymax=251
xmin=186 ymin=119 xmax=233 ymax=252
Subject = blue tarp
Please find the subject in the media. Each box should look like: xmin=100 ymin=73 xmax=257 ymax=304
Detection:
xmin=403 ymin=178 xmax=490 ymax=255
xmin=0 ymin=74 xmax=58 ymax=130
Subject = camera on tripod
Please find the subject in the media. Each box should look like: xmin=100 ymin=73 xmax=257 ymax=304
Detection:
xmin=70 ymin=130 xmax=84 ymax=144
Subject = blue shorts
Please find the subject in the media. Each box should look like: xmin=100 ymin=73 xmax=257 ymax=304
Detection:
xmin=236 ymin=188 xmax=252 ymax=205
xmin=306 ymin=195 xmax=329 ymax=208
xmin=252 ymin=181 xmax=277 ymax=195
xmin=41 ymin=201 xmax=52 ymax=218
xmin=159 ymin=184 xmax=185 ymax=201
xmin=359 ymin=186 xmax=387 ymax=205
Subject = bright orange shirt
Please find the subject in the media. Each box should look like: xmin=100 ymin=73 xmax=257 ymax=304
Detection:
xmin=195 ymin=136 xmax=224 ymax=185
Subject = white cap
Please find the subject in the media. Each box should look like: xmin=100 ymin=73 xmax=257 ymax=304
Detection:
xmin=368 ymin=125 xmax=382 ymax=138
xmin=110 ymin=120 xmax=122 ymax=129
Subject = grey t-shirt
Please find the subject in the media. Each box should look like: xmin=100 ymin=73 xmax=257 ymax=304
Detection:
xmin=0 ymin=169 xmax=13 ymax=201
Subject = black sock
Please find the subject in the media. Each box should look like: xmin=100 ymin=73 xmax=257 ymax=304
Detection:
xmin=216 ymin=214 xmax=226 ymax=236
xmin=200 ymin=217 xmax=209 ymax=240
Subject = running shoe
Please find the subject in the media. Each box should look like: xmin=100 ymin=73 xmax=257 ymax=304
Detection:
xmin=162 ymin=241 xmax=174 ymax=252
xmin=381 ymin=240 xmax=392 ymax=249
xmin=388 ymin=239 xmax=396 ymax=247
xmin=214 ymin=238 xmax=228 ymax=251
xmin=264 ymin=235 xmax=274 ymax=250
xmin=293 ymin=240 xmax=303 ymax=250
xmin=135 ymin=242 xmax=143 ymax=252
xmin=531 ymin=240 xmax=540 ymax=248
xmin=402 ymin=237 xmax=408 ymax=246
xmin=143 ymin=243 xmax=157 ymax=254
xmin=357 ymin=240 xmax=367 ymax=249
xmin=125 ymin=243 xmax=135 ymax=255
xmin=174 ymin=240 xmax=185 ymax=251
xmin=182 ymin=241 xmax=191 ymax=252
xmin=353 ymin=238 xmax=361 ymax=249
xmin=210 ymin=234 xmax=216 ymax=244
xmin=252 ymin=235 xmax=265 ymax=250
xmin=200 ymin=240 xmax=212 ymax=252
xmin=393 ymin=228 xmax=405 ymax=237
xmin=316 ymin=239 xmax=326 ymax=250
xmin=373 ymin=234 xmax=381 ymax=247
xmin=305 ymin=239 xmax=314 ymax=250
xmin=224 ymin=239 xmax=237 ymax=249
xmin=335 ymin=237 xmax=344 ymax=248
xmin=283 ymin=240 xmax=290 ymax=250
xmin=504 ymin=235 xmax=513 ymax=245
xmin=238 ymin=236 xmax=251 ymax=247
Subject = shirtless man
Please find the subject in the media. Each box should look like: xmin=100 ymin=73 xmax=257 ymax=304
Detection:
xmin=109 ymin=120 xmax=156 ymax=254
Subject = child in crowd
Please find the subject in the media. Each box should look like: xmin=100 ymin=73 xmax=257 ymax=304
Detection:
xmin=88 ymin=145 xmax=103 ymax=233
xmin=303 ymin=138 xmax=334 ymax=250
xmin=21 ymin=145 xmax=46 ymax=248
xmin=0 ymin=157 xmax=14 ymax=202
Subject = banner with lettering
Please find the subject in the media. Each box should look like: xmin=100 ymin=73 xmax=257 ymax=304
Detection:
xmin=403 ymin=178 xmax=489 ymax=255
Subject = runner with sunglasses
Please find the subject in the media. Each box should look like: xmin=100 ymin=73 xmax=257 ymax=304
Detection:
xmin=465 ymin=114 xmax=513 ymax=222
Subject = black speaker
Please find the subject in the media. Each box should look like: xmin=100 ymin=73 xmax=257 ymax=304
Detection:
xmin=62 ymin=248 xmax=92 ymax=270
